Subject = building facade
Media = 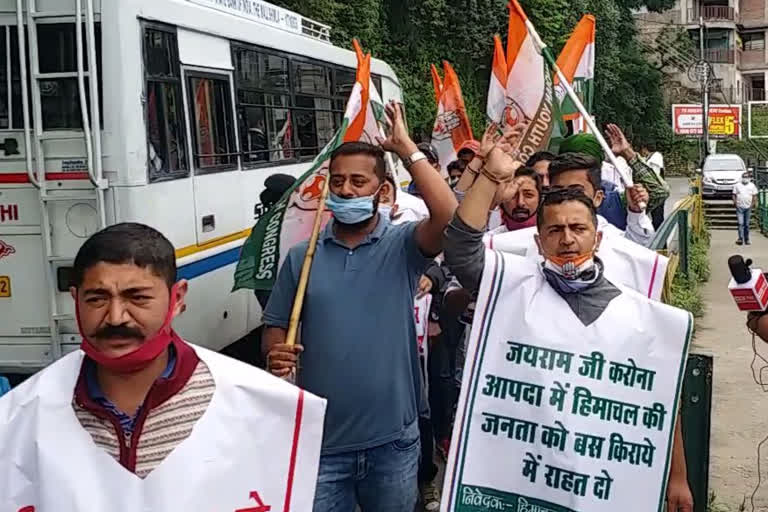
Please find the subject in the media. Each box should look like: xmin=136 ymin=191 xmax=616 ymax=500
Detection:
xmin=635 ymin=0 xmax=768 ymax=104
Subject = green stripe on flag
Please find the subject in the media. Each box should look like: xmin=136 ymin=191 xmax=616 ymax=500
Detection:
xmin=232 ymin=117 xmax=350 ymax=292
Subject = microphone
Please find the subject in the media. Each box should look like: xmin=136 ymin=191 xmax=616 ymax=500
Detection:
xmin=728 ymin=255 xmax=768 ymax=311
xmin=729 ymin=255 xmax=753 ymax=284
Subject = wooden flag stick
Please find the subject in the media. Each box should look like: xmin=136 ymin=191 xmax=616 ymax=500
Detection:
xmin=285 ymin=173 xmax=331 ymax=347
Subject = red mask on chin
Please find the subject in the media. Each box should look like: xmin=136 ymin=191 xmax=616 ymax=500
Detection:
xmin=77 ymin=283 xmax=180 ymax=373
xmin=502 ymin=211 xmax=537 ymax=231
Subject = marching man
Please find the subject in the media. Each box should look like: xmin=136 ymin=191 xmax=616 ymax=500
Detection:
xmin=0 ymin=223 xmax=326 ymax=512
xmin=442 ymin=144 xmax=694 ymax=511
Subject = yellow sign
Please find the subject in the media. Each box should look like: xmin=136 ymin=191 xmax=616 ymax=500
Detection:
xmin=709 ymin=115 xmax=737 ymax=136
xmin=0 ymin=276 xmax=10 ymax=297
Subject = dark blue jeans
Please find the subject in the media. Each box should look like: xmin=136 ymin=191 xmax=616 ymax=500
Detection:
xmin=313 ymin=421 xmax=420 ymax=511
xmin=738 ymin=207 xmax=752 ymax=242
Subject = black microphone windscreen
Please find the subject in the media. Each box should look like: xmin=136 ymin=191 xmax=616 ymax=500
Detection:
xmin=728 ymin=255 xmax=752 ymax=284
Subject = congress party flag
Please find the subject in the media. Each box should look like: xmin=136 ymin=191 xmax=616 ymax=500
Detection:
xmin=487 ymin=35 xmax=508 ymax=125
xmin=555 ymin=15 xmax=596 ymax=134
xmin=431 ymin=61 xmax=475 ymax=172
xmin=502 ymin=0 xmax=557 ymax=164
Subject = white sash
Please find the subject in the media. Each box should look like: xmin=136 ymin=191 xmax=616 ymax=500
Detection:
xmin=484 ymin=216 xmax=668 ymax=301
xmin=0 ymin=346 xmax=326 ymax=512
xmin=443 ymin=251 xmax=691 ymax=512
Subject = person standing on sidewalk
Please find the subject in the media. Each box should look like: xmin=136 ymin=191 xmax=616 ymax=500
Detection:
xmin=733 ymin=173 xmax=758 ymax=245
xmin=262 ymin=101 xmax=458 ymax=512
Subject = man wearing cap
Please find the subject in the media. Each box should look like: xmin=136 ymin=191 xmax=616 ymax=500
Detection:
xmin=558 ymin=125 xmax=670 ymax=245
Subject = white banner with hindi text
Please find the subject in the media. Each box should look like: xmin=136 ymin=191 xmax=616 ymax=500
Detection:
xmin=442 ymin=251 xmax=692 ymax=512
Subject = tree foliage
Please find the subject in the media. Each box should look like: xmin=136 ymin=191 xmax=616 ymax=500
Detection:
xmin=274 ymin=0 xmax=673 ymax=144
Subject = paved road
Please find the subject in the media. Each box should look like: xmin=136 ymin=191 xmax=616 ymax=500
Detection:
xmin=693 ymin=225 xmax=768 ymax=509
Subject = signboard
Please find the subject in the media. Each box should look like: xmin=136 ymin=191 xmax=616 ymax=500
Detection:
xmin=748 ymin=101 xmax=768 ymax=139
xmin=188 ymin=0 xmax=302 ymax=35
xmin=672 ymin=104 xmax=742 ymax=139
xmin=442 ymin=253 xmax=692 ymax=512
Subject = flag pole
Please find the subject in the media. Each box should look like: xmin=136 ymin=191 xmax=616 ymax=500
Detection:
xmin=285 ymin=175 xmax=330 ymax=348
xmin=513 ymin=1 xmax=644 ymax=207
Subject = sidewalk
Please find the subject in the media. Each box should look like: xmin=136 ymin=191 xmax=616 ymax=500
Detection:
xmin=694 ymin=226 xmax=768 ymax=509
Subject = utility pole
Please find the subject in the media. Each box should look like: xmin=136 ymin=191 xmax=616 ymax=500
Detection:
xmin=699 ymin=16 xmax=710 ymax=161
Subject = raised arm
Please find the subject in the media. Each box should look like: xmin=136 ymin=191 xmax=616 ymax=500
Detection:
xmin=607 ymin=124 xmax=670 ymax=212
xmin=379 ymin=102 xmax=457 ymax=256
xmin=444 ymin=144 xmax=522 ymax=291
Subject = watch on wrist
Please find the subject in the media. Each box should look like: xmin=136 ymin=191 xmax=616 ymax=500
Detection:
xmin=402 ymin=151 xmax=427 ymax=169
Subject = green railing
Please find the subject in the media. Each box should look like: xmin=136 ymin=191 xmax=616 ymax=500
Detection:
xmin=649 ymin=178 xmax=705 ymax=301
xmin=756 ymin=169 xmax=768 ymax=235
xmin=650 ymin=177 xmax=711 ymax=512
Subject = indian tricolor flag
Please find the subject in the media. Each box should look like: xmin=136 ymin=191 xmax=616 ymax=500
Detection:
xmin=233 ymin=40 xmax=384 ymax=291
xmin=502 ymin=0 xmax=557 ymax=163
xmin=487 ymin=35 xmax=507 ymax=124
xmin=430 ymin=61 xmax=474 ymax=173
xmin=555 ymin=15 xmax=596 ymax=134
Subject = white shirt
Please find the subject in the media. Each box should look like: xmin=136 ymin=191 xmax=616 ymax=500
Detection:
xmin=392 ymin=189 xmax=430 ymax=224
xmin=601 ymin=157 xmax=632 ymax=193
xmin=646 ymin=152 xmax=664 ymax=178
xmin=733 ymin=181 xmax=758 ymax=209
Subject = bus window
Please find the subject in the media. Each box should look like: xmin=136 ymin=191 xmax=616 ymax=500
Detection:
xmin=0 ymin=29 xmax=7 ymax=129
xmin=0 ymin=26 xmax=31 ymax=130
xmin=234 ymin=47 xmax=294 ymax=165
xmin=143 ymin=24 xmax=188 ymax=182
xmin=187 ymin=73 xmax=237 ymax=172
xmin=35 ymin=23 xmax=103 ymax=130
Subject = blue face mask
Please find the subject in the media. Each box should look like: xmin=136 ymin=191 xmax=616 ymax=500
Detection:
xmin=378 ymin=204 xmax=393 ymax=220
xmin=326 ymin=187 xmax=381 ymax=225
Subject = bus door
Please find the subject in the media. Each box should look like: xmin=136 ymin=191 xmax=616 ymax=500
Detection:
xmin=182 ymin=66 xmax=243 ymax=245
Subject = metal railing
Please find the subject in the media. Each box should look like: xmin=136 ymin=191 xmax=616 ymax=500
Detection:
xmin=693 ymin=47 xmax=736 ymax=64
xmin=688 ymin=5 xmax=737 ymax=21
xmin=649 ymin=177 xmax=710 ymax=512
xmin=650 ymin=178 xmax=706 ymax=298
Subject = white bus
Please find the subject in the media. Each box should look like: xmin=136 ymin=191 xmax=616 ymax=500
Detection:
xmin=0 ymin=0 xmax=404 ymax=373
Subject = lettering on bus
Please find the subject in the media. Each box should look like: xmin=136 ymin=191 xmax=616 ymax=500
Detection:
xmin=0 ymin=204 xmax=19 ymax=222
xmin=190 ymin=0 xmax=301 ymax=33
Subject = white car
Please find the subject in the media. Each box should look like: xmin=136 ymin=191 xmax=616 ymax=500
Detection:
xmin=701 ymin=154 xmax=748 ymax=198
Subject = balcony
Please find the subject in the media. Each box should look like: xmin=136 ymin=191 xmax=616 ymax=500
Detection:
xmin=688 ymin=5 xmax=737 ymax=22
xmin=745 ymin=88 xmax=766 ymax=102
xmin=694 ymin=47 xmax=736 ymax=63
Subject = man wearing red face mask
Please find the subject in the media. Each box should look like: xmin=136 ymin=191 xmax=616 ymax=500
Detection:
xmin=0 ymin=223 xmax=326 ymax=512
xmin=496 ymin=166 xmax=542 ymax=232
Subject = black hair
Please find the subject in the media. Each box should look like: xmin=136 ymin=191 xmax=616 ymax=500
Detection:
xmin=260 ymin=173 xmax=296 ymax=209
xmin=447 ymin=159 xmax=467 ymax=173
xmin=515 ymin=166 xmax=543 ymax=193
xmin=417 ymin=142 xmax=439 ymax=165
xmin=73 ymin=223 xmax=177 ymax=288
xmin=548 ymin=153 xmax=602 ymax=192
xmin=457 ymin=147 xmax=475 ymax=158
xmin=537 ymin=188 xmax=598 ymax=230
xmin=526 ymin=151 xmax=557 ymax=168
xmin=329 ymin=141 xmax=387 ymax=182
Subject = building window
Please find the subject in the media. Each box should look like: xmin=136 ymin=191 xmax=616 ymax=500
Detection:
xmin=743 ymin=32 xmax=765 ymax=51
xmin=232 ymin=42 xmax=385 ymax=168
xmin=187 ymin=74 xmax=237 ymax=171
xmin=143 ymin=24 xmax=188 ymax=182
xmin=35 ymin=23 xmax=102 ymax=130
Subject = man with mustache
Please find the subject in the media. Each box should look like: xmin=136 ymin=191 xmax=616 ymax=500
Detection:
xmin=496 ymin=166 xmax=542 ymax=232
xmin=0 ymin=223 xmax=326 ymax=511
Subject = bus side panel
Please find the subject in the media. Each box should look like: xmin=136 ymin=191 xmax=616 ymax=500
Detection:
xmin=112 ymin=180 xmax=198 ymax=251
xmin=0 ymin=234 xmax=50 ymax=338
xmin=174 ymin=262 xmax=249 ymax=352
